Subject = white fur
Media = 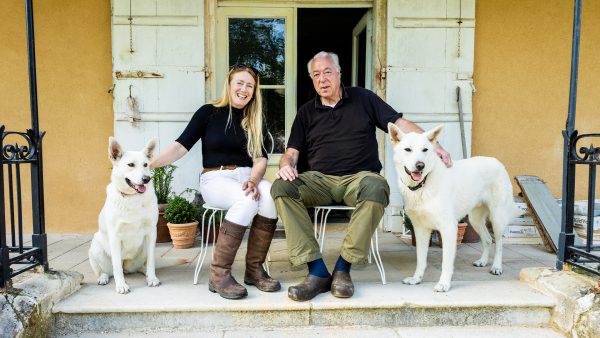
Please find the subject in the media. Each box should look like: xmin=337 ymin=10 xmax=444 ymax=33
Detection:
xmin=387 ymin=123 xmax=522 ymax=292
xmin=89 ymin=137 xmax=160 ymax=294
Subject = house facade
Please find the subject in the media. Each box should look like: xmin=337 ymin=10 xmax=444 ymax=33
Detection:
xmin=2 ymin=0 xmax=599 ymax=232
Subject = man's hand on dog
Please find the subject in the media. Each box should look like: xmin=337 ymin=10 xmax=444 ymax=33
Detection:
xmin=435 ymin=143 xmax=453 ymax=168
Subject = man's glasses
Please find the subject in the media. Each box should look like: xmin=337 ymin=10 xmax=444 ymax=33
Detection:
xmin=231 ymin=63 xmax=260 ymax=77
xmin=310 ymin=69 xmax=335 ymax=80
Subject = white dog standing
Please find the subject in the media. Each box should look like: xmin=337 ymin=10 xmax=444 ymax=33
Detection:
xmin=89 ymin=137 xmax=160 ymax=294
xmin=387 ymin=123 xmax=522 ymax=292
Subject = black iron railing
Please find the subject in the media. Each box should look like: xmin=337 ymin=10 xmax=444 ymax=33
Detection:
xmin=1 ymin=0 xmax=48 ymax=289
xmin=557 ymin=0 xmax=600 ymax=275
xmin=0 ymin=126 xmax=48 ymax=288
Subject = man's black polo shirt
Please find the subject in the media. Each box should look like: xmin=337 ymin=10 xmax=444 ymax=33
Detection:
xmin=287 ymin=86 xmax=402 ymax=175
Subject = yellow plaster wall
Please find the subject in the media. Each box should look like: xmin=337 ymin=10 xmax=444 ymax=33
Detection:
xmin=474 ymin=0 xmax=600 ymax=199
xmin=3 ymin=1 xmax=600 ymax=234
xmin=1 ymin=0 xmax=113 ymax=232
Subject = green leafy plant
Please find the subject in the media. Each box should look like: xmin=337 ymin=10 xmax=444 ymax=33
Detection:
xmin=152 ymin=165 xmax=177 ymax=204
xmin=164 ymin=195 xmax=199 ymax=224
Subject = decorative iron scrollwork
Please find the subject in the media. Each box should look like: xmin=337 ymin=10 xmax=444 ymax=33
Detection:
xmin=0 ymin=125 xmax=45 ymax=162
xmin=569 ymin=131 xmax=600 ymax=162
xmin=579 ymin=144 xmax=600 ymax=161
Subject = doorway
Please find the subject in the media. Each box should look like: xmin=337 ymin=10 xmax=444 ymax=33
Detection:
xmin=215 ymin=5 xmax=372 ymax=175
xmin=296 ymin=8 xmax=368 ymax=108
xmin=296 ymin=8 xmax=369 ymax=218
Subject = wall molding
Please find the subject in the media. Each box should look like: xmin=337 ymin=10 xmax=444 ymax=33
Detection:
xmin=113 ymin=16 xmax=198 ymax=26
xmin=393 ymin=18 xmax=475 ymax=28
xmin=115 ymin=112 xmax=193 ymax=122
xmin=401 ymin=112 xmax=473 ymax=123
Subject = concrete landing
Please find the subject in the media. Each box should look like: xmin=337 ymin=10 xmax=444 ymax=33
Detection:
xmin=17 ymin=229 xmax=565 ymax=336
xmin=56 ymin=326 xmax=565 ymax=338
xmin=52 ymin=280 xmax=555 ymax=335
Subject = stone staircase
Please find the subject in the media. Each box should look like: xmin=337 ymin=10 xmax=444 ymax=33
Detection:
xmin=50 ymin=279 xmax=564 ymax=337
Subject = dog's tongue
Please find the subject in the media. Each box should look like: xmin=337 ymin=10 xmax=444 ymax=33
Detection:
xmin=410 ymin=172 xmax=423 ymax=182
xmin=135 ymin=184 xmax=146 ymax=193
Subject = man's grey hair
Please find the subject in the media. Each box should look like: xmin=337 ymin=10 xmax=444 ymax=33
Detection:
xmin=307 ymin=51 xmax=341 ymax=75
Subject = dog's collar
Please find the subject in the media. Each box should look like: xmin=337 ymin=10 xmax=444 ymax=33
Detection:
xmin=407 ymin=174 xmax=428 ymax=191
xmin=120 ymin=191 xmax=138 ymax=198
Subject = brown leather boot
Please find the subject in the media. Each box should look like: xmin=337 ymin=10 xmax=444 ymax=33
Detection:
xmin=208 ymin=219 xmax=248 ymax=299
xmin=244 ymin=215 xmax=281 ymax=292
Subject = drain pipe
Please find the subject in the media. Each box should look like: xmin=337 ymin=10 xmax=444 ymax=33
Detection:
xmin=456 ymin=86 xmax=468 ymax=159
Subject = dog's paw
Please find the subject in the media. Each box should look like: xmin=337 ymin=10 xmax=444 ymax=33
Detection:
xmin=147 ymin=277 xmax=161 ymax=287
xmin=402 ymin=276 xmax=422 ymax=285
xmin=433 ymin=281 xmax=451 ymax=292
xmin=490 ymin=266 xmax=503 ymax=275
xmin=115 ymin=283 xmax=130 ymax=294
xmin=473 ymin=259 xmax=488 ymax=267
xmin=97 ymin=274 xmax=110 ymax=285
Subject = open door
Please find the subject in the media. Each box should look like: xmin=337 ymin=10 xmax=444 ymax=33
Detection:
xmin=351 ymin=10 xmax=372 ymax=90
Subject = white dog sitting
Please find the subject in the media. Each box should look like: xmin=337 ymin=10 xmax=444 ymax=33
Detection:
xmin=89 ymin=137 xmax=160 ymax=294
xmin=387 ymin=123 xmax=522 ymax=292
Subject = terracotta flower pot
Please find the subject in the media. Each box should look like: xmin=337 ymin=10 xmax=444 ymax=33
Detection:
xmin=456 ymin=222 xmax=468 ymax=247
xmin=460 ymin=217 xmax=481 ymax=243
xmin=431 ymin=222 xmax=469 ymax=248
xmin=167 ymin=221 xmax=198 ymax=249
xmin=156 ymin=204 xmax=172 ymax=243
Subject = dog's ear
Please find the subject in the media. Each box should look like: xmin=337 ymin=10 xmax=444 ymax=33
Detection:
xmin=426 ymin=125 xmax=444 ymax=144
xmin=143 ymin=138 xmax=158 ymax=159
xmin=387 ymin=122 xmax=404 ymax=145
xmin=108 ymin=137 xmax=123 ymax=162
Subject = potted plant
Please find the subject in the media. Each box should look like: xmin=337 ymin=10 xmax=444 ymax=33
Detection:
xmin=152 ymin=165 xmax=177 ymax=243
xmin=164 ymin=194 xmax=199 ymax=249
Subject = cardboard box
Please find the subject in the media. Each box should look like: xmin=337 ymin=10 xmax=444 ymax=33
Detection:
xmin=573 ymin=215 xmax=600 ymax=230
xmin=573 ymin=200 xmax=600 ymax=216
xmin=573 ymin=226 xmax=600 ymax=245
xmin=509 ymin=216 xmax=536 ymax=226
xmin=503 ymin=225 xmax=540 ymax=238
xmin=514 ymin=202 xmax=530 ymax=216
xmin=503 ymin=236 xmax=544 ymax=245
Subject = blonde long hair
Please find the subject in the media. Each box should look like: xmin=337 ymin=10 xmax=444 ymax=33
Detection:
xmin=212 ymin=66 xmax=265 ymax=159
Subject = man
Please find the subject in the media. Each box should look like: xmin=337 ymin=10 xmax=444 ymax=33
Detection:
xmin=271 ymin=51 xmax=452 ymax=301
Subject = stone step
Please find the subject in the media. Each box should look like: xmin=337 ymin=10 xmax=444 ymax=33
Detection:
xmin=51 ymin=280 xmax=556 ymax=336
xmin=54 ymin=326 xmax=566 ymax=338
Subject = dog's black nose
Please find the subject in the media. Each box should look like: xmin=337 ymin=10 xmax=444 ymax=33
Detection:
xmin=142 ymin=176 xmax=151 ymax=184
xmin=416 ymin=162 xmax=425 ymax=171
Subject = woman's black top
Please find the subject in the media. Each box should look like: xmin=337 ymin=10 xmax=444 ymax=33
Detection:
xmin=176 ymin=104 xmax=267 ymax=168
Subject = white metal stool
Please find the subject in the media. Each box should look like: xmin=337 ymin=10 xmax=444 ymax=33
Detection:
xmin=193 ymin=204 xmax=271 ymax=284
xmin=313 ymin=205 xmax=386 ymax=284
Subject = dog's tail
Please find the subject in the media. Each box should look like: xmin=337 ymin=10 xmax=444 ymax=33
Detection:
xmin=155 ymin=257 xmax=189 ymax=269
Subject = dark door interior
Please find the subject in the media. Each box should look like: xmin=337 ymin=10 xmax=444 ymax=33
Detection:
xmin=297 ymin=8 xmax=368 ymax=109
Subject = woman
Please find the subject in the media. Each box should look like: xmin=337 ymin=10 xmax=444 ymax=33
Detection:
xmin=150 ymin=64 xmax=279 ymax=299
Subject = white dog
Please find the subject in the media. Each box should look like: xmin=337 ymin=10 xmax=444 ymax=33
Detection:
xmin=89 ymin=137 xmax=160 ymax=294
xmin=387 ymin=123 xmax=522 ymax=292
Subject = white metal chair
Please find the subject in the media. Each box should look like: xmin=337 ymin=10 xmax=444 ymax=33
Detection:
xmin=194 ymin=132 xmax=276 ymax=284
xmin=193 ymin=204 xmax=224 ymax=285
xmin=313 ymin=205 xmax=386 ymax=284
xmin=193 ymin=204 xmax=271 ymax=284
